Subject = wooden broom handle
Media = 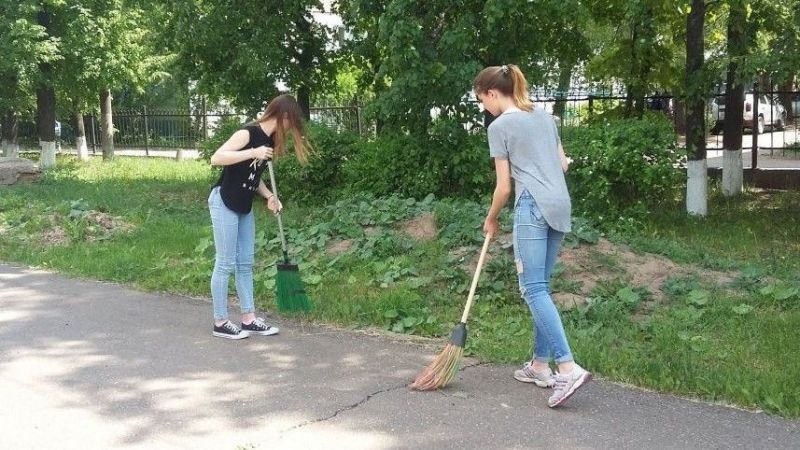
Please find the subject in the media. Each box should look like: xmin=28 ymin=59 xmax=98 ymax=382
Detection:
xmin=460 ymin=233 xmax=493 ymax=323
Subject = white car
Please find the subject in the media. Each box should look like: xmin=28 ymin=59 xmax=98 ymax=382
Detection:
xmin=711 ymin=93 xmax=786 ymax=134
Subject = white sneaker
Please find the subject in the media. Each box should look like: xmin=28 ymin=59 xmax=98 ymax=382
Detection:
xmin=513 ymin=361 xmax=556 ymax=388
xmin=548 ymin=364 xmax=592 ymax=408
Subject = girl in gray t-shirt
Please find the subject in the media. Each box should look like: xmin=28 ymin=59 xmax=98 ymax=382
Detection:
xmin=474 ymin=64 xmax=591 ymax=408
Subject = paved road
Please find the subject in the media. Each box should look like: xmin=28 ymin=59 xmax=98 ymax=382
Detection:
xmin=1 ymin=263 xmax=798 ymax=449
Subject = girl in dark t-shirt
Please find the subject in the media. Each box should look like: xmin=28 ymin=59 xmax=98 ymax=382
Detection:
xmin=207 ymin=94 xmax=310 ymax=340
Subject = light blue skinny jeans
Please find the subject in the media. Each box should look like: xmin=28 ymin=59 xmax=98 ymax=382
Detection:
xmin=208 ymin=186 xmax=256 ymax=321
xmin=513 ymin=190 xmax=574 ymax=364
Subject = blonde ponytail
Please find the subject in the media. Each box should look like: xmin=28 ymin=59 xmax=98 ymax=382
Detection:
xmin=508 ymin=65 xmax=533 ymax=111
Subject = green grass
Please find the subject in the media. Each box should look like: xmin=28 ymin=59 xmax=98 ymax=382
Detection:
xmin=617 ymin=188 xmax=800 ymax=281
xmin=1 ymin=155 xmax=799 ymax=417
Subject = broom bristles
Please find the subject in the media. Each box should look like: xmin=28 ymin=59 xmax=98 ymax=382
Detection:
xmin=409 ymin=343 xmax=464 ymax=391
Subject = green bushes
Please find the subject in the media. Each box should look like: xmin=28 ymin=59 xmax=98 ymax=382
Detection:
xmin=562 ymin=113 xmax=684 ymax=219
xmin=198 ymin=114 xmax=684 ymax=220
xmin=341 ymin=119 xmax=492 ymax=199
xmin=273 ymin=124 xmax=361 ymax=203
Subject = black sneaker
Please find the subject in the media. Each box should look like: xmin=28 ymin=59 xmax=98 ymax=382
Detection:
xmin=241 ymin=317 xmax=279 ymax=336
xmin=213 ymin=321 xmax=250 ymax=340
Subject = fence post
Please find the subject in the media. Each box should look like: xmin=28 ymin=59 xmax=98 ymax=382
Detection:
xmin=143 ymin=106 xmax=150 ymax=156
xmin=202 ymin=97 xmax=208 ymax=139
xmin=588 ymin=94 xmax=594 ymax=120
xmin=752 ymin=82 xmax=759 ymax=171
xmin=356 ymin=104 xmax=362 ymax=136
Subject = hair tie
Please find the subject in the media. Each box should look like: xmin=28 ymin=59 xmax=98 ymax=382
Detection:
xmin=501 ymin=65 xmax=509 ymax=74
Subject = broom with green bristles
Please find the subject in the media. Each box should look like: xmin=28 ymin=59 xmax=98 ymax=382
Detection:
xmin=266 ymin=160 xmax=312 ymax=313
xmin=410 ymin=232 xmax=493 ymax=390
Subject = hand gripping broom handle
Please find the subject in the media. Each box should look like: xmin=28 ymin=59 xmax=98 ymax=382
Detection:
xmin=266 ymin=160 xmax=289 ymax=263
xmin=460 ymin=233 xmax=493 ymax=324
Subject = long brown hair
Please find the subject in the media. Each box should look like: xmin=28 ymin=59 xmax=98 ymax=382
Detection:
xmin=257 ymin=94 xmax=310 ymax=164
xmin=472 ymin=64 xmax=534 ymax=112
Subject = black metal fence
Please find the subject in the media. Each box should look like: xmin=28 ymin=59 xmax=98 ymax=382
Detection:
xmin=525 ymin=87 xmax=800 ymax=165
xmin=6 ymin=91 xmax=800 ymax=162
xmin=7 ymin=105 xmax=364 ymax=155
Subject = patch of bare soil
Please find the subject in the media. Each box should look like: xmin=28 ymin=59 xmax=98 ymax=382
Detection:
xmin=399 ymin=212 xmax=438 ymax=241
xmin=559 ymin=238 xmax=733 ymax=300
xmin=451 ymin=237 xmax=734 ymax=309
xmin=326 ymin=239 xmax=355 ymax=256
xmin=41 ymin=226 xmax=68 ymax=246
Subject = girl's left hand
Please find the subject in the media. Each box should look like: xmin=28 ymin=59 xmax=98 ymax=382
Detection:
xmin=266 ymin=195 xmax=283 ymax=214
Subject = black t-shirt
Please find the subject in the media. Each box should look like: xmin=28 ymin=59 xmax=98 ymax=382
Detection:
xmin=214 ymin=124 xmax=274 ymax=214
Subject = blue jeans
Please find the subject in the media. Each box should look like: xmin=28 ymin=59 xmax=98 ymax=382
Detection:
xmin=513 ymin=191 xmax=573 ymax=364
xmin=208 ymin=187 xmax=256 ymax=321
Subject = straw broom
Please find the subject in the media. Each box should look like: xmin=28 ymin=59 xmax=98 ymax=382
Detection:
xmin=410 ymin=232 xmax=493 ymax=390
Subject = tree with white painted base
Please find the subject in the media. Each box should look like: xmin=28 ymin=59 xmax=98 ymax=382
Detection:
xmin=1 ymin=112 xmax=20 ymax=158
xmin=721 ymin=0 xmax=747 ymax=197
xmin=0 ymin=2 xmax=47 ymax=161
xmin=685 ymin=0 xmax=708 ymax=216
xmin=73 ymin=106 xmax=90 ymax=161
xmin=37 ymin=7 xmax=57 ymax=170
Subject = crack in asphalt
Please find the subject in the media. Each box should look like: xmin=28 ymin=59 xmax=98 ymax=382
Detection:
xmin=281 ymin=361 xmax=491 ymax=434
xmin=281 ymin=382 xmax=409 ymax=433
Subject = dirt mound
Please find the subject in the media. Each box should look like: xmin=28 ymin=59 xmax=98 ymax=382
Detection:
xmin=326 ymin=239 xmax=355 ymax=256
xmin=41 ymin=226 xmax=68 ymax=246
xmin=399 ymin=212 xmax=437 ymax=241
xmin=553 ymin=292 xmax=587 ymax=309
xmin=40 ymin=211 xmax=134 ymax=246
xmin=86 ymin=211 xmax=133 ymax=232
xmin=452 ymin=236 xmax=733 ymax=306
xmin=559 ymin=238 xmax=733 ymax=300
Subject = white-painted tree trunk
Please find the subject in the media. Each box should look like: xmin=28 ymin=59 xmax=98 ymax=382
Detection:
xmin=722 ymin=149 xmax=743 ymax=196
xmin=687 ymin=159 xmax=708 ymax=216
xmin=1 ymin=139 xmax=6 ymax=157
xmin=76 ymin=136 xmax=90 ymax=161
xmin=40 ymin=141 xmax=57 ymax=169
xmin=100 ymin=88 xmax=114 ymax=160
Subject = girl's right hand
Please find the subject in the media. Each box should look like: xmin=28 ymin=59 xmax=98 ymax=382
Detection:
xmin=250 ymin=146 xmax=273 ymax=161
xmin=483 ymin=216 xmax=499 ymax=237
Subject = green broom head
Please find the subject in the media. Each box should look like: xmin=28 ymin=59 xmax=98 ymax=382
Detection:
xmin=276 ymin=262 xmax=313 ymax=312
xmin=409 ymin=322 xmax=467 ymax=391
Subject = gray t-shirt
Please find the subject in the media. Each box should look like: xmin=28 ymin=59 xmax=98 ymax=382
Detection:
xmin=488 ymin=107 xmax=572 ymax=233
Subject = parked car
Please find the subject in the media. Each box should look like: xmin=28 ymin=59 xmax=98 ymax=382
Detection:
xmin=711 ymin=93 xmax=786 ymax=134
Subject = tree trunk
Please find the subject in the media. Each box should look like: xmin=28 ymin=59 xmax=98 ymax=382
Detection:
xmin=673 ymin=97 xmax=687 ymax=135
xmin=297 ymin=85 xmax=311 ymax=121
xmin=759 ymin=74 xmax=771 ymax=92
xmin=553 ymin=63 xmax=573 ymax=118
xmin=37 ymin=8 xmax=57 ymax=169
xmin=722 ymin=0 xmax=746 ymax=197
xmin=100 ymin=88 xmax=114 ymax=160
xmin=74 ymin=108 xmax=89 ymax=161
xmin=1 ymin=112 xmax=6 ymax=157
xmin=779 ymin=75 xmax=795 ymax=123
xmin=296 ymin=16 xmax=313 ymax=120
xmin=1 ymin=111 xmax=19 ymax=158
xmin=686 ymin=0 xmax=707 ymax=216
